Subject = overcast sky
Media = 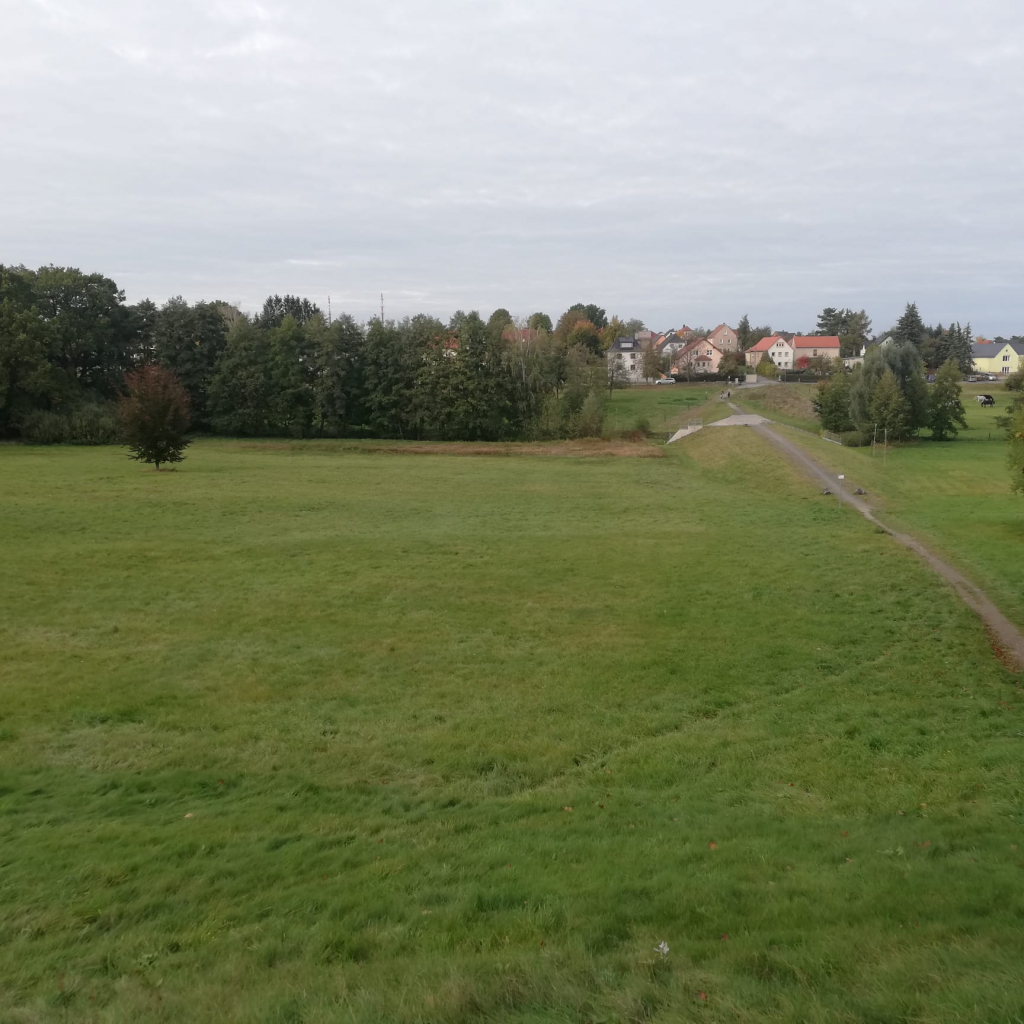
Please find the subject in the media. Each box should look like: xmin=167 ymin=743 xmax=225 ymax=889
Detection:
xmin=4 ymin=0 xmax=1024 ymax=335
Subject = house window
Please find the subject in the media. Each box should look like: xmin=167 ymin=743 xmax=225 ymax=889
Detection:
xmin=1002 ymin=367 xmax=1010 ymax=374
xmin=1004 ymin=355 xmax=1010 ymax=362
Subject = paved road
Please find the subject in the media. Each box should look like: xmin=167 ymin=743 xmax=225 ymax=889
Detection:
xmin=750 ymin=419 xmax=1024 ymax=671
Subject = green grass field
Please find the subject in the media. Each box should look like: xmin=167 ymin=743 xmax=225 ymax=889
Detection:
xmin=2 ymin=432 xmax=1023 ymax=1023
xmin=606 ymin=384 xmax=722 ymax=435
xmin=748 ymin=383 xmax=1024 ymax=629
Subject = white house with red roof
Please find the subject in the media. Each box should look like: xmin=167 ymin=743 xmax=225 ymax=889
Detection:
xmin=745 ymin=335 xmax=840 ymax=370
xmin=745 ymin=335 xmax=793 ymax=369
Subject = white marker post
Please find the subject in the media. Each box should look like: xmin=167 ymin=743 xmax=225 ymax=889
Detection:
xmin=837 ymin=474 xmax=845 ymax=506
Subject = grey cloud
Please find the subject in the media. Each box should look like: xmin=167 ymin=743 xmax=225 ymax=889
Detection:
xmin=4 ymin=0 xmax=1024 ymax=333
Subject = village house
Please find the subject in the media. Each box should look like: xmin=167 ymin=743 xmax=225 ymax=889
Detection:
xmin=608 ymin=336 xmax=645 ymax=383
xmin=745 ymin=335 xmax=840 ymax=370
xmin=972 ymin=340 xmax=1024 ymax=377
xmin=673 ymin=337 xmax=724 ymax=375
xmin=707 ymin=324 xmax=738 ymax=352
xmin=745 ymin=335 xmax=794 ymax=369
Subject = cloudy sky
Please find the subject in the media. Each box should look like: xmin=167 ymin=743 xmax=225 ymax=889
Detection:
xmin=4 ymin=0 xmax=1024 ymax=335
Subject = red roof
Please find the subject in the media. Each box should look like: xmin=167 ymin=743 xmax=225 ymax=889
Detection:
xmin=748 ymin=335 xmax=782 ymax=352
xmin=793 ymin=336 xmax=839 ymax=349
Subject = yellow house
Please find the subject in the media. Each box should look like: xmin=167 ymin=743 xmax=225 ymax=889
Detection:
xmin=972 ymin=341 xmax=1024 ymax=377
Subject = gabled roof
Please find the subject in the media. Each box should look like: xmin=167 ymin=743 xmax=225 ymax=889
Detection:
xmin=708 ymin=323 xmax=735 ymax=337
xmin=974 ymin=341 xmax=1024 ymax=357
xmin=748 ymin=335 xmax=786 ymax=352
xmin=793 ymin=335 xmax=840 ymax=349
xmin=610 ymin=336 xmax=639 ymax=352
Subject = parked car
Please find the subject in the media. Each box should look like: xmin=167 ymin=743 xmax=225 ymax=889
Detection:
xmin=654 ymin=377 xmax=676 ymax=385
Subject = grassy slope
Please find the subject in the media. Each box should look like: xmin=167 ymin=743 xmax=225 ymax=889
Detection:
xmin=731 ymin=383 xmax=821 ymax=432
xmin=770 ymin=384 xmax=1024 ymax=628
xmin=1 ymin=437 xmax=1022 ymax=1024
xmin=606 ymin=384 xmax=726 ymax=435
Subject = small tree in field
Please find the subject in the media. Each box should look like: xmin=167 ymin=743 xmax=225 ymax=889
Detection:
xmin=119 ymin=364 xmax=192 ymax=470
xmin=929 ymin=359 xmax=968 ymax=441
xmin=756 ymin=357 xmax=778 ymax=379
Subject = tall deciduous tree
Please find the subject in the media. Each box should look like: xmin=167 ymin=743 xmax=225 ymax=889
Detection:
xmin=929 ymin=359 xmax=968 ymax=440
xmin=153 ymin=297 xmax=228 ymax=428
xmin=869 ymin=368 xmax=909 ymax=440
xmin=640 ymin=342 xmax=667 ymax=382
xmin=119 ymin=364 xmax=192 ymax=470
xmin=527 ymin=312 xmax=552 ymax=333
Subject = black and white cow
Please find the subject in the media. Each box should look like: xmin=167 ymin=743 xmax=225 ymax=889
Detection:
xmin=976 ymin=395 xmax=995 ymax=406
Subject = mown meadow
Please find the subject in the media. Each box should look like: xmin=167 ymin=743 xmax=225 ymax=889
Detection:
xmin=1 ymin=429 xmax=1022 ymax=1023
xmin=755 ymin=382 xmax=1024 ymax=629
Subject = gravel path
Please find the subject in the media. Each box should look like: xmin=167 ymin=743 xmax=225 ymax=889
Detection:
xmin=751 ymin=420 xmax=1024 ymax=672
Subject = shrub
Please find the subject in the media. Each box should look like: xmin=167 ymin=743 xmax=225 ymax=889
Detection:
xmin=840 ymin=430 xmax=872 ymax=447
xmin=18 ymin=403 xmax=120 ymax=445
xmin=633 ymin=415 xmax=652 ymax=436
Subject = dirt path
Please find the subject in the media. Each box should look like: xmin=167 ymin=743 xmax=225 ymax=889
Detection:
xmin=750 ymin=420 xmax=1024 ymax=672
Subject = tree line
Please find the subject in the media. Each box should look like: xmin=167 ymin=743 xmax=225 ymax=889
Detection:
xmin=0 ymin=266 xmax=633 ymax=443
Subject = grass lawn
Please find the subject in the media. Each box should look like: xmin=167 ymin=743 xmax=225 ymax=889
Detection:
xmin=2 ymin=434 xmax=1023 ymax=1023
xmin=731 ymin=383 xmax=821 ymax=432
xmin=768 ymin=384 xmax=1024 ymax=628
xmin=605 ymin=384 xmax=723 ymax=435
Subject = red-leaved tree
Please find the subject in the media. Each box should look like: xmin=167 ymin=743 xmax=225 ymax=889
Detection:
xmin=119 ymin=364 xmax=192 ymax=470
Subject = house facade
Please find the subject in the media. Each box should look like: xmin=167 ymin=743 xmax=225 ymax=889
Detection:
xmin=745 ymin=335 xmax=794 ymax=369
xmin=673 ymin=338 xmax=724 ymax=375
xmin=608 ymin=336 xmax=645 ymax=383
xmin=972 ymin=341 xmax=1024 ymax=376
xmin=707 ymin=324 xmax=738 ymax=352
xmin=792 ymin=336 xmax=840 ymax=363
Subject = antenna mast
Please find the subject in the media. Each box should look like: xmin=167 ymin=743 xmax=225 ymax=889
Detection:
xmin=381 ymin=292 xmax=385 ymax=323
xmin=327 ymin=294 xmax=332 ymax=326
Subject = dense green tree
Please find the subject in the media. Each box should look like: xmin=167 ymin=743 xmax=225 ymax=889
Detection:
xmin=929 ymin=359 xmax=968 ymax=441
xmin=893 ymin=302 xmax=925 ymax=350
xmin=621 ymin=318 xmax=646 ymax=335
xmin=943 ymin=322 xmax=974 ymax=374
xmin=153 ymin=297 xmax=228 ymax=427
xmin=127 ymin=299 xmax=159 ymax=365
xmin=254 ymin=294 xmax=322 ymax=329
xmin=870 ymin=368 xmax=910 ymax=441
xmin=363 ymin=318 xmax=423 ymax=438
xmin=0 ymin=292 xmax=58 ymax=431
xmin=566 ymin=319 xmax=602 ymax=355
xmin=29 ymin=265 xmax=134 ymax=399
xmin=527 ymin=312 xmax=552 ymax=332
xmin=736 ymin=314 xmax=753 ymax=350
xmin=555 ymin=303 xmax=607 ymax=342
xmin=208 ymin=319 xmax=279 ymax=436
xmin=119 ymin=364 xmax=192 ymax=470
xmin=486 ymin=308 xmax=513 ymax=340
xmin=813 ymin=369 xmax=855 ymax=432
